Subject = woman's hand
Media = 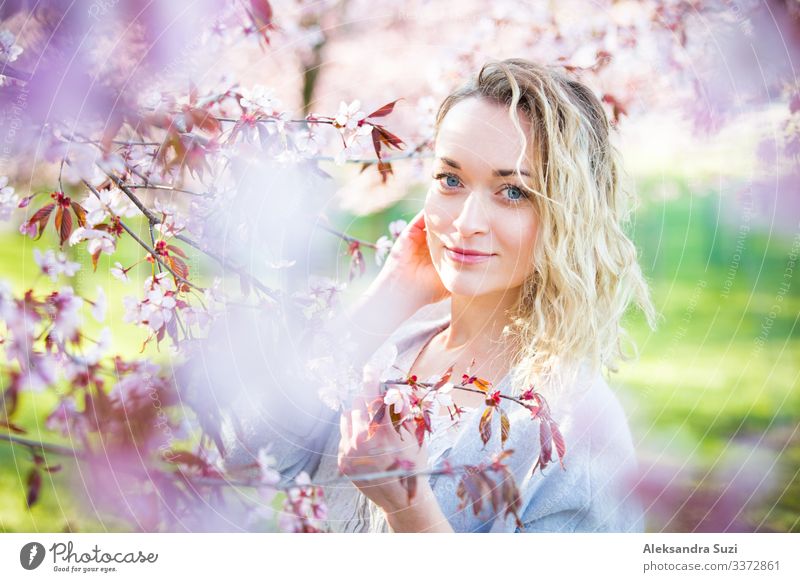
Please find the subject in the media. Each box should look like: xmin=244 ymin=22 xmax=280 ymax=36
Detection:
xmin=372 ymin=209 xmax=449 ymax=307
xmin=337 ymin=393 xmax=432 ymax=516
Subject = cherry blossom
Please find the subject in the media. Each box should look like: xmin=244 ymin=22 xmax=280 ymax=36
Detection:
xmin=81 ymin=187 xmax=137 ymax=226
xmin=0 ymin=29 xmax=23 ymax=63
xmin=69 ymin=227 xmax=116 ymax=255
xmin=0 ymin=175 xmax=19 ymax=220
xmin=110 ymin=262 xmax=130 ymax=283
xmin=123 ymin=272 xmax=179 ymax=333
xmin=384 ymin=384 xmax=414 ymax=416
xmin=153 ymin=199 xmax=187 ymax=238
xmin=33 ymin=249 xmax=81 ymax=282
xmin=238 ymin=84 xmax=283 ymax=114
xmin=374 ymin=235 xmax=394 ymax=266
xmin=333 ymin=100 xmax=373 ymax=148
xmin=47 ymin=286 xmax=83 ymax=342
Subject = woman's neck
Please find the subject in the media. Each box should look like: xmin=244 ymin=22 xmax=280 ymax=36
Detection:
xmin=441 ymin=287 xmax=521 ymax=355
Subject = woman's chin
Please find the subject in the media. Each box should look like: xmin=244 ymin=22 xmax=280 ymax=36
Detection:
xmin=440 ymin=277 xmax=496 ymax=298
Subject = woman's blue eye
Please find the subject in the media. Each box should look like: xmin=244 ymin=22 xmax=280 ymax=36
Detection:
xmin=445 ymin=175 xmax=460 ymax=188
xmin=505 ymin=186 xmax=524 ymax=201
xmin=433 ymin=172 xmax=461 ymax=189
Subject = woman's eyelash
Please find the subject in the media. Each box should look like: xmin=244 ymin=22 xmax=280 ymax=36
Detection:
xmin=432 ymin=172 xmax=530 ymax=202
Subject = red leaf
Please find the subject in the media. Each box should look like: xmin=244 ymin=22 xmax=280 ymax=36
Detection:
xmin=433 ymin=364 xmax=455 ymax=389
xmin=188 ymin=107 xmax=221 ymax=135
xmin=28 ymin=203 xmax=55 ymax=239
xmin=478 ymin=471 xmax=502 ymax=514
xmin=500 ymin=409 xmax=510 ymax=449
xmin=166 ymin=244 xmax=188 ymax=258
xmin=162 ymin=450 xmax=209 ymax=471
xmin=26 ymin=468 xmax=42 ymax=507
xmin=372 ymin=125 xmax=405 ymax=150
xmin=70 ymin=202 xmax=87 ymax=228
xmin=169 ymin=256 xmax=189 ymax=280
xmin=539 ymin=419 xmax=553 ymax=468
xmin=478 ymin=407 xmax=493 ymax=447
xmin=251 ymin=0 xmax=273 ymax=25
xmin=367 ymin=99 xmax=403 ymax=119
xmin=91 ymin=249 xmax=101 ymax=272
xmin=388 ymin=404 xmax=404 ymax=438
xmin=57 ymin=207 xmax=73 ymax=246
xmin=414 ymin=418 xmax=426 ymax=448
xmin=367 ymin=402 xmax=386 ymax=440
xmin=472 ymin=377 xmax=492 ymax=393
xmin=550 ymin=421 xmax=566 ymax=469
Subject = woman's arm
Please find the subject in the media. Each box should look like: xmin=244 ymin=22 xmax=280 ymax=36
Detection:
xmin=384 ymin=484 xmax=456 ymax=533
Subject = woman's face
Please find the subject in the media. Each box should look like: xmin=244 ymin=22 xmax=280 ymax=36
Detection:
xmin=424 ymin=96 xmax=539 ymax=300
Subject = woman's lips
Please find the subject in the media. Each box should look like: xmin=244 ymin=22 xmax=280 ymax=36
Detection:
xmin=444 ymin=247 xmax=494 ymax=265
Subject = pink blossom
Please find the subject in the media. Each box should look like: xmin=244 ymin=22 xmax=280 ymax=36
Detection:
xmin=69 ymin=227 xmax=116 ymax=255
xmin=110 ymin=262 xmax=129 ymax=283
xmin=0 ymin=29 xmax=23 ymax=63
xmin=33 ymin=249 xmax=81 ymax=281
xmin=81 ymin=187 xmax=137 ymax=226
xmin=123 ymin=272 xmax=179 ymax=332
xmin=48 ymin=286 xmax=83 ymax=342
xmin=0 ymin=175 xmax=19 ymax=221
xmin=374 ymin=235 xmax=393 ymax=266
xmin=333 ymin=100 xmax=373 ymax=148
xmin=384 ymin=384 xmax=413 ymax=416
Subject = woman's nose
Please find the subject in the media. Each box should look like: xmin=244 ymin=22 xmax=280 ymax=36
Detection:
xmin=452 ymin=191 xmax=490 ymax=237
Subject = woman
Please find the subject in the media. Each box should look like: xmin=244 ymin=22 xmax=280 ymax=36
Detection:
xmin=222 ymin=58 xmax=658 ymax=533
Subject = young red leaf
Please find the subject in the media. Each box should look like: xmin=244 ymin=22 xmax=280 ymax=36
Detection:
xmin=500 ymin=408 xmax=510 ymax=449
xmin=166 ymin=244 xmax=188 ymax=258
xmin=91 ymin=249 xmax=101 ymax=272
xmin=433 ymin=364 xmax=455 ymax=389
xmin=478 ymin=407 xmax=493 ymax=447
xmin=388 ymin=404 xmax=404 ymax=438
xmin=169 ymin=256 xmax=190 ymax=280
xmin=472 ymin=377 xmax=492 ymax=393
xmin=372 ymin=125 xmax=405 ymax=150
xmin=27 ymin=203 xmax=55 ymax=239
xmin=414 ymin=418 xmax=426 ymax=448
xmin=26 ymin=468 xmax=42 ymax=508
xmin=367 ymin=402 xmax=386 ymax=440
xmin=367 ymin=98 xmax=403 ymax=119
xmin=478 ymin=471 xmax=503 ymax=514
xmin=162 ymin=449 xmax=209 ymax=471
xmin=58 ymin=207 xmax=73 ymax=246
xmin=71 ymin=201 xmax=87 ymax=228
xmin=550 ymin=420 xmax=566 ymax=469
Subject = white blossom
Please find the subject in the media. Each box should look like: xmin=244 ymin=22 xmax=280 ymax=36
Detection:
xmin=0 ymin=29 xmax=23 ymax=63
xmin=0 ymin=175 xmax=19 ymax=221
xmin=33 ymin=249 xmax=81 ymax=281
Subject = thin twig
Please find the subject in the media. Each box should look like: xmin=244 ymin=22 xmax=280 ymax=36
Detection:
xmin=0 ymin=433 xmax=83 ymax=458
xmin=83 ymin=181 xmax=204 ymax=292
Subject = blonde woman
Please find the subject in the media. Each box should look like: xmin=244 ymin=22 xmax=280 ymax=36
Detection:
xmin=222 ymin=58 xmax=658 ymax=533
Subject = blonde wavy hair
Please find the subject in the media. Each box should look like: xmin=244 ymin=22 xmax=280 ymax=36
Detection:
xmin=434 ymin=58 xmax=659 ymax=396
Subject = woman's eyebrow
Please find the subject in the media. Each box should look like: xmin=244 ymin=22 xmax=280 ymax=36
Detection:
xmin=438 ymin=156 xmax=531 ymax=177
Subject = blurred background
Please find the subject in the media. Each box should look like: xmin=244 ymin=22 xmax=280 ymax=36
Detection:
xmin=0 ymin=0 xmax=798 ymax=532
